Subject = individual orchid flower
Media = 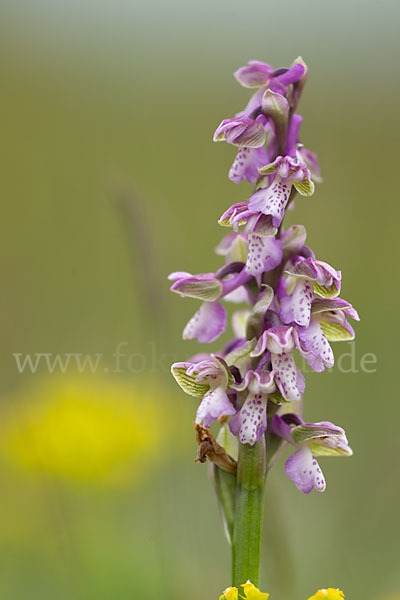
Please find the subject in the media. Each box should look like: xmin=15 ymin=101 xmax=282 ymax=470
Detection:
xmin=234 ymin=57 xmax=306 ymax=118
xmin=248 ymin=155 xmax=314 ymax=229
xmin=277 ymin=256 xmax=342 ymax=328
xmin=218 ymin=206 xmax=282 ymax=277
xmin=213 ymin=115 xmax=271 ymax=185
xmin=295 ymin=297 xmax=360 ymax=372
xmin=271 ymin=414 xmax=352 ymax=493
xmin=169 ymin=268 xmax=253 ymax=342
xmin=169 ymin=271 xmax=227 ymax=343
xmin=251 ymin=325 xmax=305 ymax=401
xmin=171 ymin=356 xmax=236 ymax=427
xmin=229 ymin=369 xmax=276 ymax=445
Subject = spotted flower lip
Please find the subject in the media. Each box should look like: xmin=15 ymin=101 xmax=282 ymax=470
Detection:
xmin=229 ymin=145 xmax=270 ymax=185
xmin=271 ymin=414 xmax=352 ymax=493
xmin=229 ymin=369 xmax=275 ymax=445
xmin=213 ymin=115 xmax=267 ymax=148
xmin=251 ymin=325 xmax=305 ymax=402
xmin=246 ymin=155 xmax=314 ymax=229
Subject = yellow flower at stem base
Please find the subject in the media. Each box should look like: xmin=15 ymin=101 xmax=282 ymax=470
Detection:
xmin=220 ymin=587 xmax=238 ymax=600
xmin=219 ymin=582 xmax=269 ymax=600
xmin=308 ymin=590 xmax=344 ymax=600
xmin=241 ymin=582 xmax=270 ymax=600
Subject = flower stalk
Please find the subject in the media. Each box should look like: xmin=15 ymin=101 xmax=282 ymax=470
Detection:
xmin=232 ymin=437 xmax=266 ymax=587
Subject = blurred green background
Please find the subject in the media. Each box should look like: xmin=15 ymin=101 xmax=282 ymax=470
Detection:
xmin=0 ymin=0 xmax=399 ymax=598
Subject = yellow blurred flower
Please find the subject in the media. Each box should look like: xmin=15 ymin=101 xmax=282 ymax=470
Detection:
xmin=241 ymin=581 xmax=269 ymax=600
xmin=220 ymin=587 xmax=238 ymax=600
xmin=220 ymin=582 xmax=269 ymax=600
xmin=308 ymin=590 xmax=344 ymax=600
xmin=0 ymin=374 xmax=170 ymax=485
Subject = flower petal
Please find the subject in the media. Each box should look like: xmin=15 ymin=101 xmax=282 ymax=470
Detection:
xmin=220 ymin=586 xmax=239 ymax=600
xmin=241 ymin=581 xmax=270 ymax=600
xmin=214 ymin=117 xmax=266 ymax=148
xmin=271 ymin=352 xmax=305 ymax=401
xmin=229 ymin=393 xmax=268 ymax=445
xmin=278 ymin=277 xmax=314 ymax=327
xmin=245 ymin=234 xmax=282 ymax=277
xmin=171 ymin=362 xmax=211 ymax=397
xmin=308 ymin=589 xmax=344 ymax=600
xmin=248 ymin=177 xmax=292 ymax=228
xmin=296 ymin=318 xmax=334 ymax=372
xmin=170 ymin=274 xmax=222 ymax=301
xmin=196 ymin=385 xmax=236 ymax=428
xmin=320 ymin=319 xmax=355 ymax=341
xmin=234 ymin=60 xmax=273 ymax=88
xmin=285 ymin=446 xmax=326 ymax=493
xmin=183 ymin=302 xmax=227 ymax=343
xmin=229 ymin=146 xmax=269 ymax=184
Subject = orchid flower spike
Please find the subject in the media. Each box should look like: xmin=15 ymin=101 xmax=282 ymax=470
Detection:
xmin=169 ymin=58 xmax=358 ymax=590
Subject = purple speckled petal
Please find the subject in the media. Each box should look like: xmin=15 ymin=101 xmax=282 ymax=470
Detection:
xmin=196 ymin=386 xmax=236 ymax=428
xmin=229 ymin=392 xmax=268 ymax=445
xmin=183 ymin=302 xmax=227 ymax=343
xmin=229 ymin=146 xmax=269 ymax=184
xmin=271 ymin=352 xmax=305 ymax=401
xmin=248 ymin=177 xmax=292 ymax=228
xmin=285 ymin=446 xmax=326 ymax=494
xmin=278 ymin=277 xmax=314 ymax=327
xmin=245 ymin=234 xmax=283 ymax=277
xmin=296 ymin=318 xmax=334 ymax=372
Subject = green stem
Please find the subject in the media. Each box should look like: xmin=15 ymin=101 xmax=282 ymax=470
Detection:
xmin=231 ymin=437 xmax=266 ymax=587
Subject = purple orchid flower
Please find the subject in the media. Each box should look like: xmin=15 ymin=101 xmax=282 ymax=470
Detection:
xmin=277 ymin=256 xmax=342 ymax=328
xmin=251 ymin=325 xmax=305 ymax=401
xmin=248 ymin=155 xmax=314 ymax=229
xmin=229 ymin=369 xmax=276 ymax=445
xmin=169 ymin=268 xmax=254 ymax=343
xmin=234 ymin=58 xmax=306 ymax=118
xmin=171 ymin=356 xmax=236 ymax=427
xmin=294 ymin=297 xmax=360 ymax=372
xmin=271 ymin=414 xmax=352 ymax=493
xmin=213 ymin=114 xmax=271 ymax=185
xmin=218 ymin=207 xmax=283 ymax=278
